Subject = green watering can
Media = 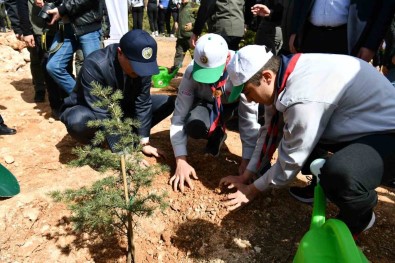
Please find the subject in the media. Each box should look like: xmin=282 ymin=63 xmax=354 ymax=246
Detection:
xmin=0 ymin=163 xmax=20 ymax=198
xmin=152 ymin=66 xmax=179 ymax=88
xmin=293 ymin=159 xmax=369 ymax=263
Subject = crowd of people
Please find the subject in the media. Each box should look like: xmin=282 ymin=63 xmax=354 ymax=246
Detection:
xmin=1 ymin=0 xmax=395 ymax=250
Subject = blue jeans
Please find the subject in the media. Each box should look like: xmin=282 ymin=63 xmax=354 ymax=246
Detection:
xmin=46 ymin=23 xmax=101 ymax=94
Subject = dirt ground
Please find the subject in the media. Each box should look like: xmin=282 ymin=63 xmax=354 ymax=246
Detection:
xmin=0 ymin=37 xmax=394 ymax=263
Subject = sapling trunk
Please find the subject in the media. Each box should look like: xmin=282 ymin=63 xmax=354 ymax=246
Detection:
xmin=121 ymin=154 xmax=135 ymax=263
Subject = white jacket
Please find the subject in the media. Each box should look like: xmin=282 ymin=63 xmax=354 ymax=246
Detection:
xmin=250 ymin=53 xmax=395 ymax=191
xmin=170 ymin=53 xmax=260 ymax=160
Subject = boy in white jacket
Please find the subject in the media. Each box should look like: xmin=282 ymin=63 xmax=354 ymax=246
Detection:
xmin=170 ymin=34 xmax=260 ymax=192
xmin=221 ymin=45 xmax=395 ymax=237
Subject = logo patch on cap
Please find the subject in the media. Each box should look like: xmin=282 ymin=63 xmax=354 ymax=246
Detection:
xmin=200 ymin=55 xmax=208 ymax=64
xmin=142 ymin=47 xmax=153 ymax=60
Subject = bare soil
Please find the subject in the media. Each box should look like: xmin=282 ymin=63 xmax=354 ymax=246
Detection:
xmin=0 ymin=37 xmax=394 ymax=263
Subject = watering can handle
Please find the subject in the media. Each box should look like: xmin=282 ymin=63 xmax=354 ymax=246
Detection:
xmin=310 ymin=158 xmax=327 ymax=229
xmin=310 ymin=158 xmax=326 ymax=182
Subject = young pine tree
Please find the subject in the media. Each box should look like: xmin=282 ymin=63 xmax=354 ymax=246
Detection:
xmin=50 ymin=82 xmax=168 ymax=263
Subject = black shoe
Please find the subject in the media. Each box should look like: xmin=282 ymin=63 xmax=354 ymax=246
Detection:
xmin=352 ymin=212 xmax=376 ymax=239
xmin=0 ymin=123 xmax=17 ymax=135
xmin=34 ymin=90 xmax=46 ymax=102
xmin=337 ymin=210 xmax=376 ymax=239
xmin=289 ymin=176 xmax=317 ymax=203
xmin=205 ymin=127 xmax=227 ymax=157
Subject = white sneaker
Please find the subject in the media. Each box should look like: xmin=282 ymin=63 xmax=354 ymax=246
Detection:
xmin=170 ymin=34 xmax=175 ymax=38
xmin=363 ymin=212 xmax=376 ymax=232
xmin=154 ymin=31 xmax=159 ymax=37
xmin=151 ymin=32 xmax=155 ymax=37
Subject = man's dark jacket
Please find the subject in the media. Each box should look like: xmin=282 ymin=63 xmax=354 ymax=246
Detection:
xmin=62 ymin=44 xmax=153 ymax=139
xmin=58 ymin=0 xmax=104 ymax=36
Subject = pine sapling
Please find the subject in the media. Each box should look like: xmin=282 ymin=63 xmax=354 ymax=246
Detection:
xmin=50 ymin=82 xmax=168 ymax=263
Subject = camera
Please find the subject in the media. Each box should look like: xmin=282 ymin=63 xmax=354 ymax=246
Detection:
xmin=37 ymin=1 xmax=62 ymax=23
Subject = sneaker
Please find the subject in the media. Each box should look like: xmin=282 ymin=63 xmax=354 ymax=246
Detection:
xmin=34 ymin=90 xmax=46 ymax=102
xmin=205 ymin=127 xmax=227 ymax=157
xmin=154 ymin=31 xmax=159 ymax=37
xmin=151 ymin=32 xmax=155 ymax=37
xmin=351 ymin=212 xmax=376 ymax=240
xmin=170 ymin=34 xmax=175 ymax=38
xmin=289 ymin=176 xmax=317 ymax=203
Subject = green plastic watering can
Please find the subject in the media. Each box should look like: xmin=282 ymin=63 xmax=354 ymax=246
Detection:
xmin=293 ymin=159 xmax=369 ymax=263
xmin=152 ymin=66 xmax=179 ymax=88
xmin=0 ymin=163 xmax=20 ymax=198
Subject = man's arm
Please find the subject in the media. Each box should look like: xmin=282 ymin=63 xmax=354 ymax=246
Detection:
xmin=357 ymin=0 xmax=395 ymax=62
xmin=192 ymin=0 xmax=216 ymax=36
xmin=133 ymin=76 xmax=153 ymax=141
xmin=15 ymin=0 xmax=35 ymax=47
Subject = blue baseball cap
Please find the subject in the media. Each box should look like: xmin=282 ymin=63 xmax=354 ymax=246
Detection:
xmin=119 ymin=29 xmax=159 ymax=77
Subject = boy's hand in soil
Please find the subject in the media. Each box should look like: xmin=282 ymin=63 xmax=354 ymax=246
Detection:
xmin=219 ymin=170 xmax=259 ymax=210
xmin=222 ymin=182 xmax=261 ymax=211
xmin=169 ymin=156 xmax=198 ymax=192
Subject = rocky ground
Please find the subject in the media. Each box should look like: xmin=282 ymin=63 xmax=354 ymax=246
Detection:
xmin=0 ymin=32 xmax=394 ymax=263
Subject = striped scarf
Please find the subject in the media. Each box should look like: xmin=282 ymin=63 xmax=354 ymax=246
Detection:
xmin=208 ymin=53 xmax=231 ymax=136
xmin=257 ymin=53 xmax=302 ymax=175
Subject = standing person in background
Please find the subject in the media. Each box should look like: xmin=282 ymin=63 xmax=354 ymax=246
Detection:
xmin=169 ymin=0 xmax=194 ymax=73
xmin=74 ymin=1 xmax=111 ymax=76
xmin=147 ymin=0 xmax=159 ymax=37
xmin=129 ymin=0 xmax=144 ymax=30
xmin=189 ymin=0 xmax=245 ymax=51
xmin=3 ymin=0 xmax=23 ymax=38
xmin=166 ymin=0 xmax=180 ymax=38
xmin=278 ymin=0 xmax=294 ymax=55
xmin=158 ymin=0 xmax=169 ymax=36
xmin=0 ymin=0 xmax=8 ymax=32
xmin=38 ymin=0 xmax=104 ymax=95
xmin=16 ymin=0 xmax=49 ymax=103
xmin=252 ymin=1 xmax=284 ymax=55
xmin=383 ymin=16 xmax=395 ymax=85
xmin=289 ymin=0 xmax=395 ymax=62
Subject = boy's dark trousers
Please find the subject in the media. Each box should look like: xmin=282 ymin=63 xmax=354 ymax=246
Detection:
xmin=302 ymin=133 xmax=395 ymax=234
xmin=184 ymin=100 xmax=238 ymax=140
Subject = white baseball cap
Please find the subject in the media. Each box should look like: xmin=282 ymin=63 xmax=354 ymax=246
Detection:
xmin=192 ymin=33 xmax=229 ymax=84
xmin=228 ymin=45 xmax=273 ymax=102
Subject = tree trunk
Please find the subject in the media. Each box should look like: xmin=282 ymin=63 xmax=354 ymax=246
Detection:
xmin=121 ymin=155 xmax=135 ymax=263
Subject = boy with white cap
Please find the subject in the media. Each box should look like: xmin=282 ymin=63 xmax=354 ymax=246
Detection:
xmin=169 ymin=34 xmax=260 ymax=192
xmin=220 ymin=44 xmax=395 ymax=237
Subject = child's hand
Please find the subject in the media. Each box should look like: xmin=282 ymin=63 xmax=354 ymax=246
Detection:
xmin=222 ymin=183 xmax=260 ymax=211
